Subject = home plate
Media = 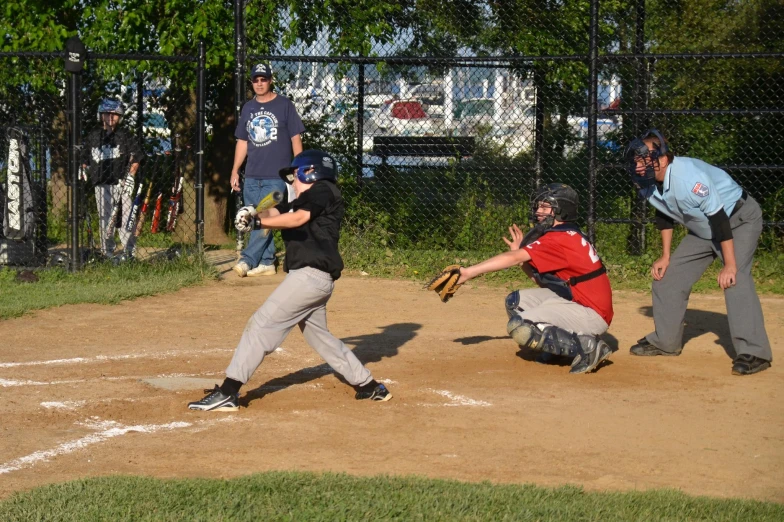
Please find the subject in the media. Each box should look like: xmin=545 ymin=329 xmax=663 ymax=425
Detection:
xmin=141 ymin=377 xmax=222 ymax=391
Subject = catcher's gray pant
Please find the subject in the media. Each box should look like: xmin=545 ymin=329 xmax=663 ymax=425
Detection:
xmin=95 ymin=184 xmax=136 ymax=256
xmin=508 ymin=288 xmax=609 ymax=336
xmin=225 ymin=267 xmax=375 ymax=387
xmin=645 ymin=196 xmax=772 ymax=361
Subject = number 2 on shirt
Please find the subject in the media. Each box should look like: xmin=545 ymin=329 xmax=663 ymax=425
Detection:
xmin=581 ymin=237 xmax=600 ymax=263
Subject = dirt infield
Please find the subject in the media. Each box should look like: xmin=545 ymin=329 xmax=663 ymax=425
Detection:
xmin=1 ymin=262 xmax=782 ymax=502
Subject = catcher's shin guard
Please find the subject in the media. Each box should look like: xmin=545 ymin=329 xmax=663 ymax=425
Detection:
xmin=505 ymin=291 xmax=522 ymax=319
xmin=507 ymin=316 xmax=545 ymax=350
xmin=506 ymin=316 xmax=582 ymax=358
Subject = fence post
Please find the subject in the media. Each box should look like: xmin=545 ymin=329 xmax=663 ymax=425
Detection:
xmin=586 ymin=0 xmax=600 ymax=244
xmin=356 ymin=62 xmax=365 ymax=183
xmin=196 ymin=41 xmax=206 ymax=253
xmin=630 ymin=0 xmax=648 ymax=254
xmin=234 ymin=0 xmax=245 ymax=126
xmin=68 ymin=67 xmax=81 ymax=271
xmin=533 ymin=64 xmax=545 ymax=190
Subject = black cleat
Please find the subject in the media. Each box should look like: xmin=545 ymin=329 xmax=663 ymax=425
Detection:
xmin=731 ymin=354 xmax=771 ymax=376
xmin=570 ymin=338 xmax=613 ymax=374
xmin=354 ymin=381 xmax=393 ymax=402
xmin=188 ymin=386 xmax=239 ymax=411
xmin=630 ymin=337 xmax=681 ymax=356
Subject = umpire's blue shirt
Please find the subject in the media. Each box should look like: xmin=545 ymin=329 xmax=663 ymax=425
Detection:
xmin=641 ymin=157 xmax=744 ymax=240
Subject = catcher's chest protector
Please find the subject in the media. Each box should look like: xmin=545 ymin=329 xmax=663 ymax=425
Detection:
xmin=529 ymin=225 xmax=606 ymax=301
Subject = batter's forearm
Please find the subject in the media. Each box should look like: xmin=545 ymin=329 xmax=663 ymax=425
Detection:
xmin=259 ymin=209 xmax=310 ymax=230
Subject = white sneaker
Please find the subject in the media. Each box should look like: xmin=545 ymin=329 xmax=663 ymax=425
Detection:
xmin=247 ymin=264 xmax=276 ymax=277
xmin=233 ymin=261 xmax=250 ymax=277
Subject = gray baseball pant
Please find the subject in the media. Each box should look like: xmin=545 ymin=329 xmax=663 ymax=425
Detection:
xmin=95 ymin=184 xmax=136 ymax=255
xmin=225 ymin=267 xmax=375 ymax=387
xmin=509 ymin=287 xmax=609 ymax=336
xmin=646 ymin=196 xmax=772 ymax=361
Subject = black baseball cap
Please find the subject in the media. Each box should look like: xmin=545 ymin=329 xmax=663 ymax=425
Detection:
xmin=250 ymin=63 xmax=272 ymax=79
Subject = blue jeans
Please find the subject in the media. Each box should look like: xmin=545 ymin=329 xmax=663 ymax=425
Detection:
xmin=241 ymin=178 xmax=287 ymax=268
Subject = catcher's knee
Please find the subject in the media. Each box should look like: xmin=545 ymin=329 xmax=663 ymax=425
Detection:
xmin=505 ymin=291 xmax=522 ymax=319
xmin=506 ymin=316 xmax=543 ymax=350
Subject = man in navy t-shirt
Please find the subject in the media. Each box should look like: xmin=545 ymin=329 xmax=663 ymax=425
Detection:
xmin=231 ymin=63 xmax=305 ymax=277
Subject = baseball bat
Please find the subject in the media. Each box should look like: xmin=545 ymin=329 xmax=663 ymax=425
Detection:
xmin=134 ymin=184 xmax=154 ymax=237
xmin=124 ymin=182 xmax=144 ymax=232
xmin=166 ymin=176 xmax=185 ymax=232
xmin=254 ymin=190 xmax=284 ymax=238
xmin=150 ymin=192 xmax=163 ymax=233
xmin=234 ymin=184 xmax=245 ymax=258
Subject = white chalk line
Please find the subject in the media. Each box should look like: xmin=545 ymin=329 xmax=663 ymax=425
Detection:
xmin=0 ymin=416 xmax=244 ymax=475
xmin=1 ymin=371 xmax=223 ymax=388
xmin=0 ymin=348 xmax=235 ymax=369
xmin=424 ymin=388 xmax=492 ymax=407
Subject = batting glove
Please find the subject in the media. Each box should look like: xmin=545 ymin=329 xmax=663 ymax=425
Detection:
xmin=234 ymin=205 xmax=258 ymax=233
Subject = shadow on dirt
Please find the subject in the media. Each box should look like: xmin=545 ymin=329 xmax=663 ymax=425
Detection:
xmin=638 ymin=306 xmax=735 ymax=358
xmin=452 ymin=335 xmax=509 ymax=345
xmin=241 ymin=322 xmax=421 ymax=406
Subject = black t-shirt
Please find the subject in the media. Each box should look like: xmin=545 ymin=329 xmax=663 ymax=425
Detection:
xmin=277 ymin=180 xmax=344 ymax=280
xmin=82 ymin=127 xmax=143 ymax=186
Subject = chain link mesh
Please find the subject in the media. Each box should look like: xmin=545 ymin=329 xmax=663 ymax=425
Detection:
xmin=3 ymin=1 xmax=781 ymax=273
xmin=244 ymin=0 xmax=783 ymax=274
xmin=0 ymin=53 xmax=199 ymax=268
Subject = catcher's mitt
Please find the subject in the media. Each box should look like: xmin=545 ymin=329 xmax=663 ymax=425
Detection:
xmin=425 ymin=264 xmax=463 ymax=303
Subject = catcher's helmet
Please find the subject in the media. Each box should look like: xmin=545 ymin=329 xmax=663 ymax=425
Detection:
xmin=279 ymin=149 xmax=337 ymax=184
xmin=532 ymin=183 xmax=579 ymax=225
xmin=625 ymin=128 xmax=668 ymax=191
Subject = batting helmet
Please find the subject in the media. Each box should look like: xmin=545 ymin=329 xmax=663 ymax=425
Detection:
xmin=97 ymin=98 xmax=124 ymax=122
xmin=279 ymin=149 xmax=337 ymax=184
xmin=532 ymin=183 xmax=579 ymax=226
xmin=625 ymin=128 xmax=669 ymax=191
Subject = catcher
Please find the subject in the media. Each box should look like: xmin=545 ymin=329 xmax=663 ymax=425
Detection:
xmin=427 ymin=183 xmax=614 ymax=374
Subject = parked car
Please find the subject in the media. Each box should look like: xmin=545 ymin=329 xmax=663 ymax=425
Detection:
xmin=369 ymin=99 xmax=439 ymax=136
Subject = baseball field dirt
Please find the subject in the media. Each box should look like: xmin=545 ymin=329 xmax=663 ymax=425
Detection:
xmin=1 ymin=262 xmax=782 ymax=502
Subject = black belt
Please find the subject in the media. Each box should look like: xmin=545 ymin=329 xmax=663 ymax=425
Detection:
xmin=730 ymin=190 xmax=747 ymax=217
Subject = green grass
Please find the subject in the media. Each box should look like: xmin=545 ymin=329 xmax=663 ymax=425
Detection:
xmin=0 ymin=472 xmax=781 ymax=521
xmin=340 ymin=236 xmax=784 ymax=295
xmin=0 ymin=256 xmax=218 ymax=320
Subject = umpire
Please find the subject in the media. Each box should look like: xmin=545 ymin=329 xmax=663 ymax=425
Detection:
xmin=625 ymin=129 xmax=771 ymax=376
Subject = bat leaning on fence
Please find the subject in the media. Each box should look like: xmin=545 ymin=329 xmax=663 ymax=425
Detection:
xmin=150 ymin=192 xmax=164 ymax=233
xmin=166 ymin=176 xmax=185 ymax=232
xmin=124 ymin=182 xmax=145 ymax=232
xmin=134 ymin=184 xmax=154 ymax=237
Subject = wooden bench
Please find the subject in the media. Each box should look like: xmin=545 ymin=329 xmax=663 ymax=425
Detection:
xmin=372 ymin=136 xmax=475 ymax=165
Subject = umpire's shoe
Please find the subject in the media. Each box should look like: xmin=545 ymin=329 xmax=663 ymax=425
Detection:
xmin=630 ymin=337 xmax=681 ymax=356
xmin=732 ymin=354 xmax=771 ymax=376
xmin=354 ymin=380 xmax=393 ymax=402
xmin=188 ymin=386 xmax=239 ymax=411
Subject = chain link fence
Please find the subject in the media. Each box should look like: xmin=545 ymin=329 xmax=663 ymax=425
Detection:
xmin=0 ymin=51 xmax=203 ymax=269
xmin=4 ymin=1 xmax=780 ymax=274
xmin=242 ymin=0 xmax=783 ymax=274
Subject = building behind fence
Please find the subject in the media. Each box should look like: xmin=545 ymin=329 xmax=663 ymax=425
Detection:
xmin=1 ymin=1 xmax=782 ymax=270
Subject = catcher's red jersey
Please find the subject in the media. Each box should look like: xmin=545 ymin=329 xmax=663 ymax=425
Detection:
xmin=525 ymin=230 xmax=614 ymax=325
